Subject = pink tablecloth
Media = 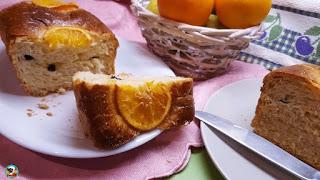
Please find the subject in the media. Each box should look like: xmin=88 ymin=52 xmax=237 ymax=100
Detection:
xmin=0 ymin=1 xmax=269 ymax=179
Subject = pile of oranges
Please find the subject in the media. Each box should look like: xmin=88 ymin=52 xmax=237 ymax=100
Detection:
xmin=147 ymin=0 xmax=272 ymax=29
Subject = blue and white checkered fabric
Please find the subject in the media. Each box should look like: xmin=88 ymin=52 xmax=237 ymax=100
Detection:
xmin=239 ymin=3 xmax=320 ymax=70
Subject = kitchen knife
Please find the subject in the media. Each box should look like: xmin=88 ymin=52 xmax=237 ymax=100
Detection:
xmin=196 ymin=111 xmax=320 ymax=180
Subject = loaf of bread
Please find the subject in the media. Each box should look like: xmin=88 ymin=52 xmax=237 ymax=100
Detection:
xmin=252 ymin=64 xmax=320 ymax=170
xmin=73 ymin=72 xmax=195 ymax=149
xmin=0 ymin=1 xmax=118 ymax=96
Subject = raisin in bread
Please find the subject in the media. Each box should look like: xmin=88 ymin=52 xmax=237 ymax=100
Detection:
xmin=252 ymin=64 xmax=320 ymax=170
xmin=73 ymin=72 xmax=195 ymax=149
xmin=0 ymin=2 xmax=118 ymax=96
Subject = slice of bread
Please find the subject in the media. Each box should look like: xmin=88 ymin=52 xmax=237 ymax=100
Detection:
xmin=252 ymin=64 xmax=320 ymax=170
xmin=73 ymin=72 xmax=195 ymax=149
xmin=0 ymin=2 xmax=118 ymax=96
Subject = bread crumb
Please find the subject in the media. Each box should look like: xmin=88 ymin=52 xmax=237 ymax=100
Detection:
xmin=38 ymin=103 xmax=49 ymax=110
xmin=27 ymin=112 xmax=33 ymax=117
xmin=57 ymin=87 xmax=66 ymax=95
xmin=26 ymin=109 xmax=35 ymax=117
xmin=46 ymin=112 xmax=53 ymax=116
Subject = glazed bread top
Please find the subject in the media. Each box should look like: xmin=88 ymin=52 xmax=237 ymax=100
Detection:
xmin=263 ymin=64 xmax=320 ymax=88
xmin=0 ymin=2 xmax=114 ymax=45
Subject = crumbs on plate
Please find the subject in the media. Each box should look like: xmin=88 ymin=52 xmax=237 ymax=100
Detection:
xmin=27 ymin=112 xmax=33 ymax=117
xmin=26 ymin=109 xmax=35 ymax=117
xmin=57 ymin=87 xmax=66 ymax=95
xmin=37 ymin=103 xmax=49 ymax=110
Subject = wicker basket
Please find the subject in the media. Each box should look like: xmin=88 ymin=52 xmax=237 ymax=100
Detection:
xmin=131 ymin=0 xmax=263 ymax=80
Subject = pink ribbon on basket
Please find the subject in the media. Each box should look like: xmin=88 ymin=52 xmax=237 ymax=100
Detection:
xmin=0 ymin=0 xmax=269 ymax=179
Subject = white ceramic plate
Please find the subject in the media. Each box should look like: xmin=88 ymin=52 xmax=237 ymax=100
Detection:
xmin=201 ymin=78 xmax=295 ymax=180
xmin=0 ymin=38 xmax=174 ymax=158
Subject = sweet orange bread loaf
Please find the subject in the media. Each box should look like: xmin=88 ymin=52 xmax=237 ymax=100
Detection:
xmin=252 ymin=64 xmax=320 ymax=170
xmin=0 ymin=1 xmax=118 ymax=96
xmin=73 ymin=72 xmax=195 ymax=149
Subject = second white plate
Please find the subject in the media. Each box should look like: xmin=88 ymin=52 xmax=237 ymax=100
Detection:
xmin=201 ymin=78 xmax=294 ymax=180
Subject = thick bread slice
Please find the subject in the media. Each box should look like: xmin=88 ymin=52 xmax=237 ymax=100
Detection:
xmin=252 ymin=64 xmax=320 ymax=170
xmin=73 ymin=72 xmax=195 ymax=149
xmin=0 ymin=2 xmax=118 ymax=96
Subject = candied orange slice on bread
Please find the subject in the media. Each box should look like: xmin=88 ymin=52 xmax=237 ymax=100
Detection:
xmin=117 ymin=81 xmax=172 ymax=131
xmin=44 ymin=26 xmax=92 ymax=48
xmin=32 ymin=0 xmax=78 ymax=8
xmin=32 ymin=0 xmax=78 ymax=12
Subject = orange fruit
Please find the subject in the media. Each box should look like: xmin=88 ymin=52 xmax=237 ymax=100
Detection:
xmin=158 ymin=0 xmax=215 ymax=26
xmin=117 ymin=81 xmax=172 ymax=131
xmin=215 ymin=0 xmax=272 ymax=29
xmin=44 ymin=27 xmax=92 ymax=48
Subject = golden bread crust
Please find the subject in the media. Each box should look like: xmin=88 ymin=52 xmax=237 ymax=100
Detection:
xmin=74 ymin=82 xmax=139 ymax=149
xmin=73 ymin=77 xmax=195 ymax=149
xmin=158 ymin=80 xmax=194 ymax=129
xmin=0 ymin=2 xmax=115 ymax=45
xmin=262 ymin=64 xmax=320 ymax=89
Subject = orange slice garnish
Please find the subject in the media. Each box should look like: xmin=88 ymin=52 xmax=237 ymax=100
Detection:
xmin=32 ymin=0 xmax=79 ymax=12
xmin=117 ymin=81 xmax=172 ymax=131
xmin=32 ymin=0 xmax=68 ymax=7
xmin=44 ymin=26 xmax=92 ymax=48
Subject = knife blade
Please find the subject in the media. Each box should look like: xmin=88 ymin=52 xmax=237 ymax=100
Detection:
xmin=196 ymin=111 xmax=320 ymax=180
